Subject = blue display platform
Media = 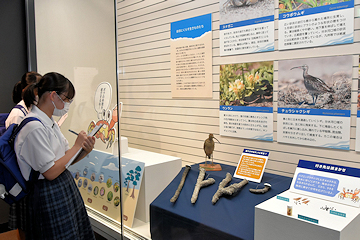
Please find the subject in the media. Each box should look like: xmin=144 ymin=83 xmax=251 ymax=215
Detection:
xmin=150 ymin=163 xmax=292 ymax=240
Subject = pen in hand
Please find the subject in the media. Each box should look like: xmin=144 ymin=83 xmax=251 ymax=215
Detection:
xmin=68 ymin=129 xmax=78 ymax=136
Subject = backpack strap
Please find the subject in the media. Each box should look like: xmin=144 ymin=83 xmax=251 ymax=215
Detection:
xmin=9 ymin=117 xmax=43 ymax=147
xmin=13 ymin=105 xmax=28 ymax=116
xmin=10 ymin=117 xmax=43 ymax=182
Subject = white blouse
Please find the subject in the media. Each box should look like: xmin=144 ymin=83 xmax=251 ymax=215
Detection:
xmin=5 ymin=100 xmax=29 ymax=128
xmin=15 ymin=106 xmax=70 ymax=180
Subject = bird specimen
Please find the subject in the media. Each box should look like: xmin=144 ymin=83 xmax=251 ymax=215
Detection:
xmin=290 ymin=64 xmax=335 ymax=105
xmin=203 ymin=134 xmax=220 ymax=166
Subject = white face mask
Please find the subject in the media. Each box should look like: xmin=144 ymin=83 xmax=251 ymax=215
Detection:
xmin=52 ymin=92 xmax=71 ymax=116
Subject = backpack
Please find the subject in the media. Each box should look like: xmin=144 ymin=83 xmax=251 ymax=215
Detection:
xmin=0 ymin=104 xmax=27 ymax=137
xmin=0 ymin=113 xmax=9 ymax=136
xmin=0 ymin=117 xmax=41 ymax=205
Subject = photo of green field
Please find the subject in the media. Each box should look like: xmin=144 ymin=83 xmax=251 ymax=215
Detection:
xmin=220 ymin=62 xmax=273 ymax=107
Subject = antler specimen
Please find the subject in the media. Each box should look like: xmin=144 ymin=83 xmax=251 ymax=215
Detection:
xmin=212 ymin=173 xmax=248 ymax=204
xmin=170 ymin=165 xmax=191 ymax=203
xmin=191 ymin=167 xmax=215 ymax=204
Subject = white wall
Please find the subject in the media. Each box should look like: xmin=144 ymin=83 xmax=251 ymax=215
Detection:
xmin=117 ymin=0 xmax=360 ymax=177
xmin=34 ymin=0 xmax=117 ymax=152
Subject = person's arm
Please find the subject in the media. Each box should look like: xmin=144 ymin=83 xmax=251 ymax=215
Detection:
xmin=42 ymin=131 xmax=95 ymax=180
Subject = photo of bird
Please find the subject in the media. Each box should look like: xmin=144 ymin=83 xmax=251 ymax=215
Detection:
xmin=290 ymin=64 xmax=334 ymax=105
xmin=203 ymin=134 xmax=220 ymax=166
xmin=278 ymin=56 xmax=352 ymax=110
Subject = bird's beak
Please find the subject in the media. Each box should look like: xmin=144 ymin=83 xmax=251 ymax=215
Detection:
xmin=290 ymin=66 xmax=301 ymax=70
xmin=213 ymin=137 xmax=220 ymax=143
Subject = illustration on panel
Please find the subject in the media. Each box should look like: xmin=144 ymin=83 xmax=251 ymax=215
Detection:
xmin=220 ymin=62 xmax=273 ymax=107
xmin=87 ymin=82 xmax=118 ymax=149
xmin=69 ymin=150 xmax=145 ymax=228
xmin=278 ymin=56 xmax=352 ymax=110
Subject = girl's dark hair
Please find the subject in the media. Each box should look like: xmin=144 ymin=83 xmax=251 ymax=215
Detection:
xmin=23 ymin=72 xmax=75 ymax=108
xmin=12 ymin=71 xmax=42 ymax=103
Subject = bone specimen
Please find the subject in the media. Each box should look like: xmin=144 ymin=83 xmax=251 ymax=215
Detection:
xmin=191 ymin=167 xmax=215 ymax=204
xmin=170 ymin=165 xmax=191 ymax=203
xmin=212 ymin=173 xmax=248 ymax=204
xmin=249 ymin=183 xmax=271 ymax=194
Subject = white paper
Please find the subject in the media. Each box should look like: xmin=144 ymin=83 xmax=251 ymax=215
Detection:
xmin=65 ymin=123 xmax=104 ymax=168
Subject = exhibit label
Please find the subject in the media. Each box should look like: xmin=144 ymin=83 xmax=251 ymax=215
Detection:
xmin=278 ymin=0 xmax=354 ymax=50
xmin=234 ymin=149 xmax=269 ymax=183
xmin=277 ymin=56 xmax=352 ymax=150
xmin=219 ymin=61 xmax=274 ymax=141
xmin=290 ymin=160 xmax=360 ymax=207
xmin=219 ymin=0 xmax=274 ymax=55
xmin=171 ymin=14 xmax=212 ymax=98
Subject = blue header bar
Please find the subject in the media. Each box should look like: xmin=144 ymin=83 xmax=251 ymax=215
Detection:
xmin=279 ymin=0 xmax=354 ymax=20
xmin=220 ymin=15 xmax=274 ymax=30
xmin=220 ymin=105 xmax=273 ymax=113
xmin=278 ymin=107 xmax=350 ymax=117
xmin=298 ymin=160 xmax=360 ymax=178
xmin=171 ymin=14 xmax=212 ymax=39
xmin=243 ymin=149 xmax=269 ymax=156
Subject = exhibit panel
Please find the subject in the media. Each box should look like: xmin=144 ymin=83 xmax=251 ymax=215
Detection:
xmin=255 ymin=160 xmax=360 ymax=240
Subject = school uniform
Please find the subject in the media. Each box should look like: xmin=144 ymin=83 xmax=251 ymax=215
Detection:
xmin=5 ymin=100 xmax=28 ymax=129
xmin=15 ymin=106 xmax=95 ymax=240
xmin=6 ymin=100 xmax=29 ymax=231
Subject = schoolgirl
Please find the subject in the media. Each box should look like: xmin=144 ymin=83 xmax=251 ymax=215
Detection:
xmin=15 ymin=72 xmax=96 ymax=240
xmin=5 ymin=71 xmax=42 ymax=128
xmin=7 ymin=71 xmax=42 ymax=233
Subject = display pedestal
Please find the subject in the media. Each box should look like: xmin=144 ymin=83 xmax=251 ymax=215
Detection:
xmin=255 ymin=190 xmax=360 ymax=240
xmin=125 ymin=148 xmax=182 ymax=223
xmin=150 ymin=163 xmax=292 ymax=240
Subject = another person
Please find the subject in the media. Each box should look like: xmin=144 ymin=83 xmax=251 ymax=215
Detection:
xmin=15 ymin=72 xmax=96 ymax=240
xmin=7 ymin=71 xmax=42 ymax=233
xmin=5 ymin=71 xmax=42 ymax=128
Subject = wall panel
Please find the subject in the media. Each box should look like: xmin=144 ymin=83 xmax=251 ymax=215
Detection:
xmin=117 ymin=0 xmax=360 ymax=176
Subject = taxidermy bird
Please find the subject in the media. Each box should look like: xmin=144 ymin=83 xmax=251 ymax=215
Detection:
xmin=290 ymin=64 xmax=334 ymax=105
xmin=203 ymin=134 xmax=220 ymax=165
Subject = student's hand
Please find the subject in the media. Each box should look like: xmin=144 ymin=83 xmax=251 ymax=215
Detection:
xmin=82 ymin=136 xmax=95 ymax=153
xmin=74 ymin=131 xmax=87 ymax=149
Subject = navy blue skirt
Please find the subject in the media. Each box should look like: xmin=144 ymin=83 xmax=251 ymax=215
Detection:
xmin=26 ymin=169 xmax=95 ymax=240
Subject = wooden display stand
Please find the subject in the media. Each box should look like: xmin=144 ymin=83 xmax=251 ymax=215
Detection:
xmin=199 ymin=163 xmax=222 ymax=171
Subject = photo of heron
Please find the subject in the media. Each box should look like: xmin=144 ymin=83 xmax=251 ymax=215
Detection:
xmin=278 ymin=55 xmax=352 ymax=110
xmin=220 ymin=0 xmax=274 ymax=25
xmin=279 ymin=0 xmax=351 ymax=14
xmin=220 ymin=61 xmax=273 ymax=107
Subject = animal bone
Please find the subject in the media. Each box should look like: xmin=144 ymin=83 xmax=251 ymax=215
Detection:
xmin=191 ymin=167 xmax=215 ymax=204
xmin=212 ymin=173 xmax=248 ymax=204
xmin=249 ymin=183 xmax=271 ymax=194
xmin=170 ymin=165 xmax=191 ymax=203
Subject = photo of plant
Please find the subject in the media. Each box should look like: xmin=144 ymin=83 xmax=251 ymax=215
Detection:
xmin=220 ymin=62 xmax=273 ymax=107
xmin=279 ymin=0 xmax=351 ymax=14
xmin=278 ymin=55 xmax=352 ymax=109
